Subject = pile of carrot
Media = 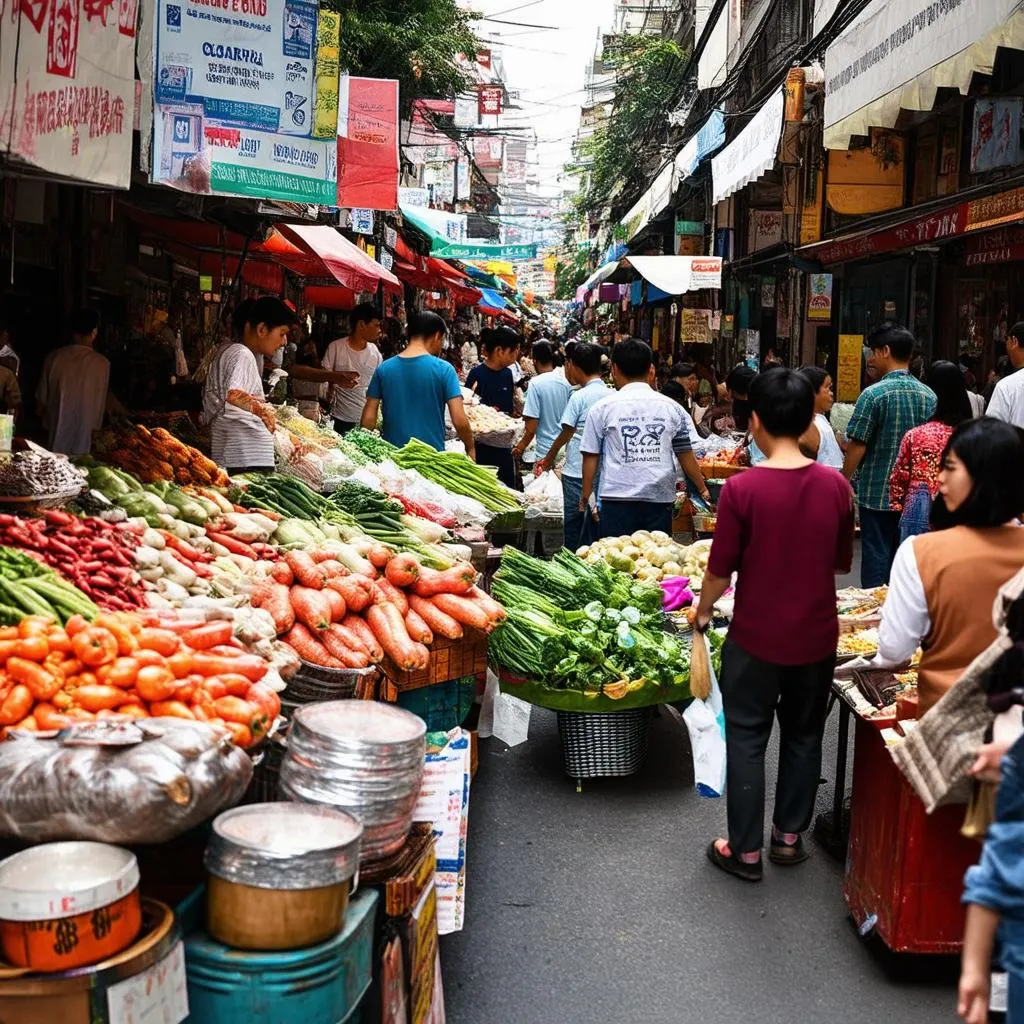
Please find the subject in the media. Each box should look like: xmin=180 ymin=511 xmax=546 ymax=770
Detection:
xmin=0 ymin=611 xmax=280 ymax=747
xmin=253 ymin=546 xmax=506 ymax=671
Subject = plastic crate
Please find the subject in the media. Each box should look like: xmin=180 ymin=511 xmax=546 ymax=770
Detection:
xmin=182 ymin=887 xmax=378 ymax=1024
xmin=395 ymin=675 xmax=477 ymax=731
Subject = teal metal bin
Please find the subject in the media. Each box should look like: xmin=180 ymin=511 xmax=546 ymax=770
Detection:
xmin=183 ymin=887 xmax=378 ymax=1024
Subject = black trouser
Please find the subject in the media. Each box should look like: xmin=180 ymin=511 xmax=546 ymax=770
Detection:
xmin=599 ymin=499 xmax=673 ymax=539
xmin=333 ymin=419 xmax=358 ymax=435
xmin=718 ymin=638 xmax=835 ymax=855
xmin=226 ymin=465 xmax=274 ymax=476
xmin=475 ymin=442 xmax=517 ymax=490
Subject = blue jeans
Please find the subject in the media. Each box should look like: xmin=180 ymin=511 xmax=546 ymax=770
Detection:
xmin=898 ymin=483 xmax=932 ymax=542
xmin=859 ymin=506 xmax=900 ymax=587
xmin=599 ymin=499 xmax=673 ymax=539
xmin=562 ymin=475 xmax=596 ymax=550
xmin=1011 ymin=971 xmax=1024 ymax=1023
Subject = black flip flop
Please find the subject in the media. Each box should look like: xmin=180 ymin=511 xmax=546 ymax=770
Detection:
xmin=706 ymin=840 xmax=763 ymax=882
xmin=769 ymin=835 xmax=810 ymax=866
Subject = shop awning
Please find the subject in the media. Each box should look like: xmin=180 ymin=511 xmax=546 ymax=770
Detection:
xmin=399 ymin=204 xmax=468 ymax=251
xmin=393 ymin=259 xmax=482 ymax=305
xmin=824 ymin=0 xmax=1024 ymax=149
xmin=625 ymin=255 xmax=723 ymax=294
xmin=478 ymin=287 xmax=508 ymax=310
xmin=712 ymin=89 xmax=785 ymax=206
xmin=674 ymin=109 xmax=726 ymax=183
xmin=582 ymin=260 xmax=621 ymax=291
xmin=620 ymin=162 xmax=675 ymax=242
xmin=279 ymin=224 xmax=401 ymax=293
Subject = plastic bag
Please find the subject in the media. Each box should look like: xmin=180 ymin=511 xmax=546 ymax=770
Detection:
xmin=523 ymin=470 xmax=564 ymax=515
xmin=682 ymin=637 xmax=726 ymax=797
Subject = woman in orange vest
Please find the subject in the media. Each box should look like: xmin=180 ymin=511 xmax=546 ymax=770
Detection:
xmin=874 ymin=417 xmax=1024 ymax=714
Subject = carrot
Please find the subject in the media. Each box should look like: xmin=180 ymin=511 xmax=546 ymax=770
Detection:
xmin=252 ymin=582 xmax=295 ymax=634
xmin=285 ymin=624 xmax=345 ymax=668
xmin=148 ymin=700 xmax=196 ymax=719
xmin=326 ymin=575 xmax=375 ymax=614
xmin=404 ymin=607 xmax=434 ymax=645
xmin=385 ymin=553 xmax=421 ymax=589
xmin=407 ymin=595 xmax=464 ymax=640
xmin=323 ymin=587 xmax=347 ymax=622
xmin=316 ymin=559 xmax=349 ymax=580
xmin=411 ymin=564 xmax=477 ymax=598
xmin=321 ymin=627 xmax=371 ymax=668
xmin=365 ymin=603 xmax=429 ymax=670
xmin=269 ymin=562 xmax=294 ymax=586
xmin=33 ymin=702 xmax=73 ymax=729
xmin=190 ymin=652 xmax=267 ymax=682
xmin=367 ymin=543 xmax=394 ymax=569
xmin=326 ymin=621 xmax=370 ymax=656
xmin=429 ymin=592 xmax=496 ymax=633
xmin=181 ymin=621 xmax=234 ymax=650
xmin=341 ymin=615 xmax=383 ymax=662
xmin=290 ymin=586 xmax=333 ymax=632
xmin=7 ymin=657 xmax=60 ymax=701
xmin=285 ymin=550 xmax=329 ymax=589
xmin=73 ymin=683 xmax=132 ymax=712
xmin=375 ymin=578 xmax=409 ymax=615
xmin=466 ymin=586 xmax=507 ymax=623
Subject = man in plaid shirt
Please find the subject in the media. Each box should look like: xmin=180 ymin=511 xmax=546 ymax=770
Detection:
xmin=843 ymin=325 xmax=936 ymax=587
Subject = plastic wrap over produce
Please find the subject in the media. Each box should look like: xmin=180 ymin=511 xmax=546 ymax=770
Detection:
xmin=364 ymin=460 xmax=492 ymax=528
xmin=0 ymin=718 xmax=253 ymax=843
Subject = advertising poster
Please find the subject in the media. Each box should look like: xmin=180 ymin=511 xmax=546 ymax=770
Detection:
xmin=337 ymin=75 xmax=400 ymax=210
xmin=150 ymin=0 xmax=338 ymax=203
xmin=837 ymin=334 xmax=864 ymax=402
xmin=807 ymin=272 xmax=833 ymax=322
xmin=0 ymin=0 xmax=137 ymax=187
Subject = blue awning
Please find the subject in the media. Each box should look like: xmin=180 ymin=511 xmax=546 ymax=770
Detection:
xmin=478 ymin=287 xmax=508 ymax=310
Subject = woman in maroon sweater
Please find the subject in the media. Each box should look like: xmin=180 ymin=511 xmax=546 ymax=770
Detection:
xmin=693 ymin=368 xmax=855 ymax=882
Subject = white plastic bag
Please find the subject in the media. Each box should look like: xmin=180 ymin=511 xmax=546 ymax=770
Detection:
xmin=682 ymin=639 xmax=726 ymax=797
xmin=523 ymin=470 xmax=564 ymax=515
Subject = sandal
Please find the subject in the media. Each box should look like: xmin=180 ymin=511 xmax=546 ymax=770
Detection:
xmin=706 ymin=839 xmax=763 ymax=882
xmin=769 ymin=834 xmax=810 ymax=866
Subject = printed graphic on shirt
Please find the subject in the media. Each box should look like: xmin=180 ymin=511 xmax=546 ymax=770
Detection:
xmin=619 ymin=420 xmax=667 ymax=464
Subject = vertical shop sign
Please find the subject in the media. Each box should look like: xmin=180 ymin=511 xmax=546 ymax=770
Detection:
xmin=149 ymin=0 xmax=339 ymax=203
xmin=0 ymin=0 xmax=137 ymax=187
xmin=837 ymin=334 xmax=864 ymax=402
xmin=337 ymin=76 xmax=400 ymax=210
xmin=350 ymin=208 xmax=374 ymax=235
xmin=456 ymin=157 xmax=471 ymax=201
xmin=477 ymin=49 xmax=492 ymax=70
xmin=478 ymin=85 xmax=503 ymax=117
xmin=674 ymin=219 xmax=704 ymax=256
xmin=760 ymin=276 xmax=775 ymax=309
xmin=312 ymin=9 xmax=340 ymax=139
xmin=807 ymin=272 xmax=833 ymax=322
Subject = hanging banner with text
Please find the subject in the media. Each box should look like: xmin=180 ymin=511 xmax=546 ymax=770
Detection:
xmin=837 ymin=334 xmax=864 ymax=401
xmin=149 ymin=0 xmax=338 ymax=203
xmin=0 ymin=0 xmax=137 ymax=187
xmin=431 ymin=241 xmax=537 ymax=261
xmin=337 ymin=76 xmax=399 ymax=210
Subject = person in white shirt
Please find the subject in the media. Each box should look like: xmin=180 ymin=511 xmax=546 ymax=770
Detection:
xmin=798 ymin=366 xmax=845 ymax=469
xmin=580 ymin=338 xmax=711 ymax=538
xmin=36 ymin=309 xmax=111 ymax=456
xmin=321 ymin=303 xmax=383 ymax=433
xmin=513 ymin=341 xmax=573 ymax=463
xmin=202 ymin=297 xmax=294 ymax=474
xmin=986 ymin=320 xmax=1024 ymax=428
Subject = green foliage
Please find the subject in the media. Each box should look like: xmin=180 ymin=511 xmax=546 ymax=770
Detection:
xmin=570 ymin=35 xmax=689 ymax=219
xmin=554 ymin=246 xmax=595 ymax=300
xmin=329 ymin=0 xmax=481 ymax=110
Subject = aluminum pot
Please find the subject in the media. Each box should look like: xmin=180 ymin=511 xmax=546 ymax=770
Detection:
xmin=279 ymin=702 xmax=426 ymax=862
xmin=205 ymin=802 xmax=363 ymax=951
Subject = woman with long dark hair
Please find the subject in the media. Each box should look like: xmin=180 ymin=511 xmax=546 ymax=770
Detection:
xmin=889 ymin=360 xmax=973 ymax=540
xmin=874 ymin=417 xmax=1024 ymax=714
xmin=797 ymin=366 xmax=843 ymax=469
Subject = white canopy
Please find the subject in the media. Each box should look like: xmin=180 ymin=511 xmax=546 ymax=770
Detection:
xmin=581 ymin=260 xmax=620 ymax=291
xmin=711 ymin=89 xmax=785 ymax=206
xmin=625 ymin=255 xmax=723 ymax=295
xmin=824 ymin=0 xmax=1024 ymax=149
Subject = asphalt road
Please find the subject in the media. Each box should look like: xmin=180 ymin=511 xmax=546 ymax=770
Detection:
xmin=441 ymin=554 xmax=963 ymax=1023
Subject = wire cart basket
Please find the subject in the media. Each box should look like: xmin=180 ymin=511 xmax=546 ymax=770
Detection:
xmin=556 ymin=707 xmax=654 ymax=788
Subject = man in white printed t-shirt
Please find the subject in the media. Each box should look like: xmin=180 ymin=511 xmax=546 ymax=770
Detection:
xmin=986 ymin=320 xmax=1024 ymax=428
xmin=321 ymin=303 xmax=383 ymax=434
xmin=580 ymin=338 xmax=712 ymax=539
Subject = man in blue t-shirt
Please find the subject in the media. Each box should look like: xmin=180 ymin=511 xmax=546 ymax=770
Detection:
xmin=513 ymin=340 xmax=573 ymax=462
xmin=361 ymin=311 xmax=475 ymax=457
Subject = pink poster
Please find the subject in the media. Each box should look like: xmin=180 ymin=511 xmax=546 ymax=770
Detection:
xmin=337 ymin=76 xmax=400 ymax=211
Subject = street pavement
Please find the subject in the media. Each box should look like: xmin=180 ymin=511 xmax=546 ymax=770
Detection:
xmin=441 ymin=558 xmax=963 ymax=1023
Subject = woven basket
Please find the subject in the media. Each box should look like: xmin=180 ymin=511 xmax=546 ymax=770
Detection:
xmin=284 ymin=661 xmax=377 ymax=704
xmin=556 ymin=707 xmax=653 ymax=780
xmin=242 ymin=733 xmax=287 ymax=804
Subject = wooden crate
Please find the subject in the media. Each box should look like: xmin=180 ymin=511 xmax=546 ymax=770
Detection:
xmin=360 ymin=823 xmax=436 ymax=917
xmin=381 ymin=629 xmax=489 ymax=691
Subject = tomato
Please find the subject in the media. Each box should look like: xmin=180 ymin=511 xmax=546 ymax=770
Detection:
xmin=64 ymin=615 xmax=89 ymax=637
xmin=95 ymin=614 xmax=138 ymax=656
xmin=76 ymin=671 xmax=98 ymax=688
xmin=56 ymin=658 xmax=83 ymax=679
xmin=223 ymin=721 xmax=253 ymax=748
xmin=166 ymin=652 xmax=194 ymax=679
xmin=0 ymin=684 xmax=33 ymax=725
xmin=175 ymin=680 xmax=197 ymax=703
xmin=7 ymin=657 xmax=60 ymax=701
xmin=137 ymin=629 xmax=182 ymax=657
xmin=98 ymin=657 xmax=140 ymax=690
xmin=13 ymin=636 xmax=49 ymax=662
xmin=116 ymin=704 xmax=151 ymax=719
xmin=0 ymin=639 xmax=18 ymax=663
xmin=8 ymin=714 xmax=37 ymax=731
xmin=217 ymin=673 xmax=252 ymax=698
xmin=0 ymin=626 xmax=18 ymax=641
xmin=135 ymin=665 xmax=177 ymax=702
xmin=71 ymin=628 xmax=118 ymax=667
xmin=73 ymin=684 xmax=130 ymax=712
xmin=201 ymin=679 xmax=227 ymax=700
xmin=148 ymin=700 xmax=195 ymax=720
xmin=52 ymin=691 xmax=72 ymax=710
xmin=246 ymin=684 xmax=281 ymax=723
xmin=18 ymin=615 xmax=54 ymax=639
xmin=46 ymin=629 xmax=71 ymax=654
xmin=134 ymin=649 xmax=166 ymax=668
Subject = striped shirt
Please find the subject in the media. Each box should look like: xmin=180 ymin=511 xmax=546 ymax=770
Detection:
xmin=202 ymin=343 xmax=274 ymax=470
xmin=846 ymin=370 xmax=936 ymax=510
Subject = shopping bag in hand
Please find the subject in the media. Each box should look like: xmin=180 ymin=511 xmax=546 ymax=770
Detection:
xmin=683 ymin=633 xmax=726 ymax=798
